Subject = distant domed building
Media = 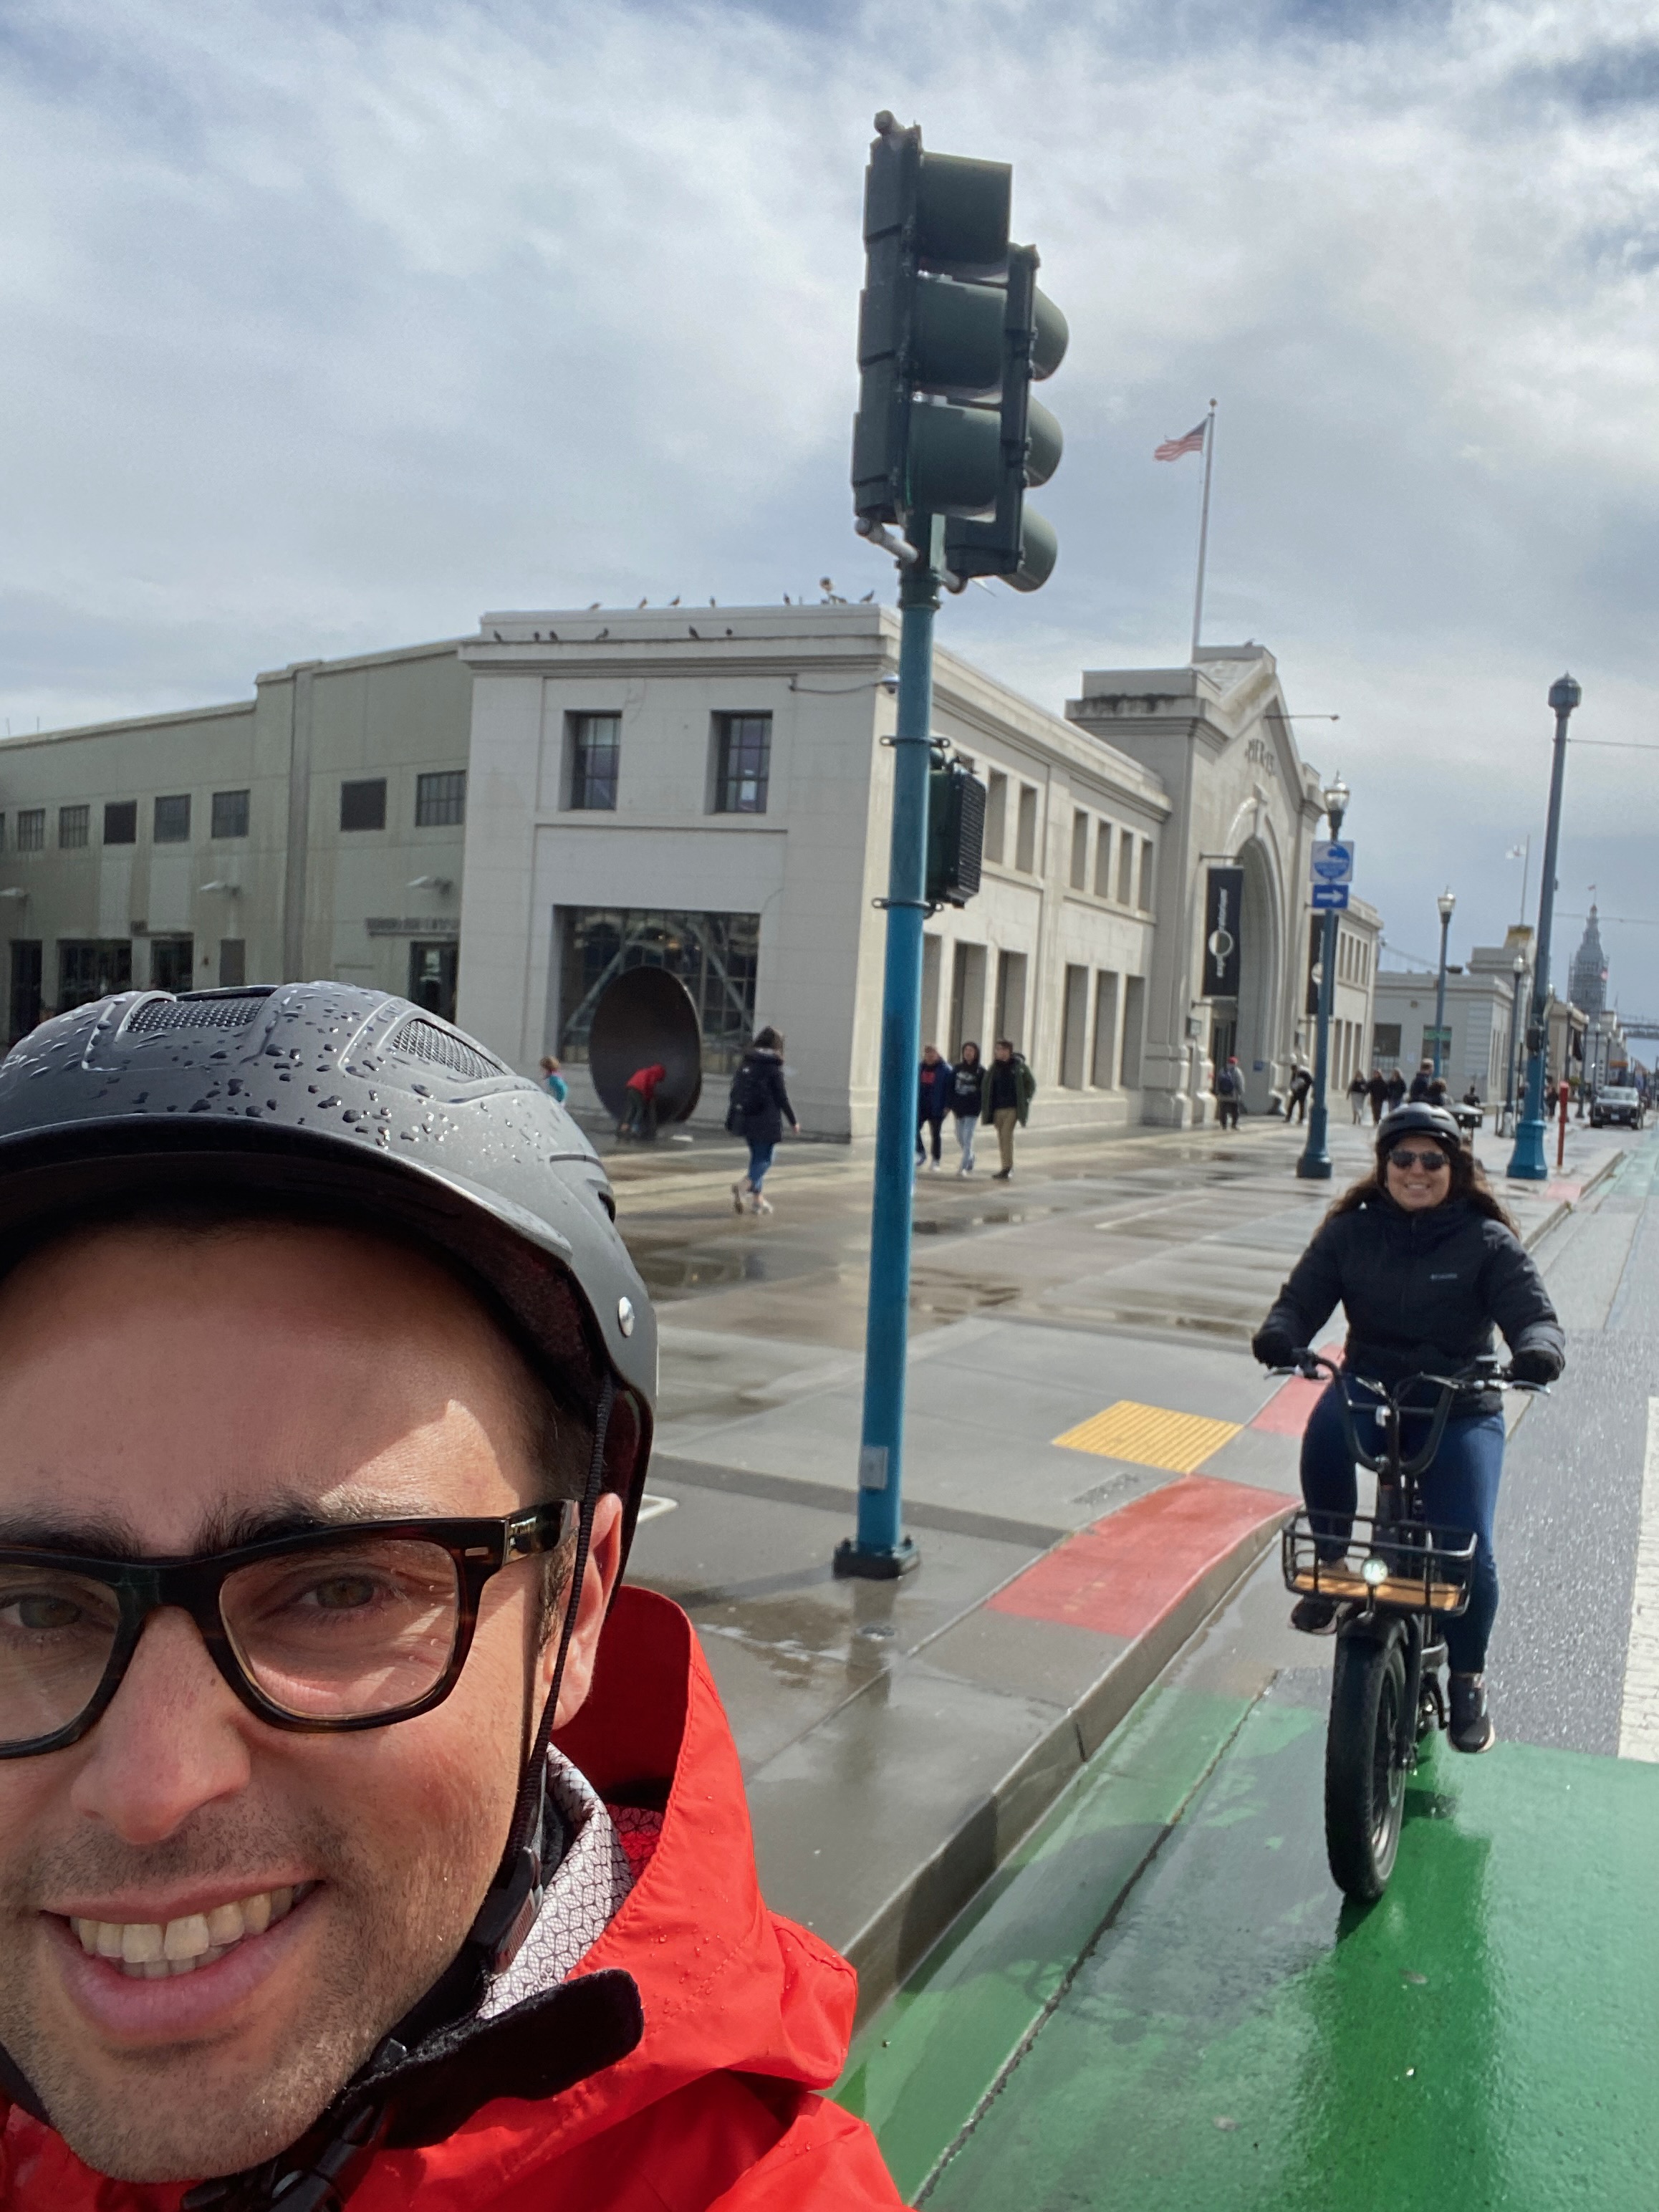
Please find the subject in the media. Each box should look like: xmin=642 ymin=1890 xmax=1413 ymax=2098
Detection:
xmin=1570 ymin=905 xmax=1607 ymax=1023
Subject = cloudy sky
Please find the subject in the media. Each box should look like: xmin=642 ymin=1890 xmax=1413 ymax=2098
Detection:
xmin=4 ymin=0 xmax=1658 ymax=1011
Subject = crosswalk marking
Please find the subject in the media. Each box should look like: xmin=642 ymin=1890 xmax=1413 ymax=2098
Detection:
xmin=1052 ymin=1400 xmax=1240 ymax=1475
xmin=1618 ymin=1396 xmax=1659 ymax=1761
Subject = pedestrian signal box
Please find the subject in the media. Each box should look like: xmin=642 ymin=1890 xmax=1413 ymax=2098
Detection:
xmin=925 ymin=756 xmax=986 ymax=909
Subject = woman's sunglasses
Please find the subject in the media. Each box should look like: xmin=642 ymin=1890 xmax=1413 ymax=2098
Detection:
xmin=1388 ymin=1147 xmax=1451 ymax=1173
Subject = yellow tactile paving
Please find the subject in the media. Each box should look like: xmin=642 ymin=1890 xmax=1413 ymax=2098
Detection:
xmin=1052 ymin=1399 xmax=1241 ymax=1475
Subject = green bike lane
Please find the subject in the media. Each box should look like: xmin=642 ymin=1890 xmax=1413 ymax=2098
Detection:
xmin=837 ymin=1570 xmax=1659 ymax=2208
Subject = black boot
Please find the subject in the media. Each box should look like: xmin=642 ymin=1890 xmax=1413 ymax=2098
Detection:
xmin=1450 ymin=1671 xmax=1495 ymax=1754
xmin=1290 ymin=1594 xmax=1341 ymax=1635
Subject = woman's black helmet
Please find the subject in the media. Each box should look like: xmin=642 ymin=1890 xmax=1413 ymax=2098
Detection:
xmin=1377 ymin=1101 xmax=1463 ymax=1155
xmin=0 ymin=981 xmax=655 ymax=1559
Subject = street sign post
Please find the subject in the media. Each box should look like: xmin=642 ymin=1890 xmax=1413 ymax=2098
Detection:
xmin=839 ymin=112 xmax=1067 ymax=1579
xmin=1297 ymin=794 xmax=1352 ymax=1181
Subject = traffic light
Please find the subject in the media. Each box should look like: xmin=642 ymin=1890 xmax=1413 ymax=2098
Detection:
xmin=851 ymin=112 xmax=1067 ymax=590
xmin=925 ymin=754 xmax=986 ymax=909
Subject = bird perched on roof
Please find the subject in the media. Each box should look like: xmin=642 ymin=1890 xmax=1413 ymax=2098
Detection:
xmin=670 ymin=595 xmax=681 ymax=606
xmin=637 ymin=597 xmax=648 ymax=608
xmin=587 ymin=601 xmax=601 ymax=611
xmin=860 ymin=591 xmax=875 ymax=602
xmin=688 ymin=626 xmax=701 ymax=638
xmin=819 ymin=577 xmax=846 ymax=603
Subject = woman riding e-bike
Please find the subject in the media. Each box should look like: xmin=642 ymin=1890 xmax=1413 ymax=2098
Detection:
xmin=1251 ymin=1103 xmax=1564 ymax=1754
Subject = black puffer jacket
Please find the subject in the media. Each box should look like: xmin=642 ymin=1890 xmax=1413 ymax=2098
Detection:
xmin=1254 ymin=1195 xmax=1564 ymax=1413
xmin=732 ymin=1047 xmax=795 ymax=1146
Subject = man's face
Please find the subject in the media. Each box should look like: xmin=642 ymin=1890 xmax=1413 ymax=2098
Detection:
xmin=0 ymin=1221 xmax=620 ymax=2182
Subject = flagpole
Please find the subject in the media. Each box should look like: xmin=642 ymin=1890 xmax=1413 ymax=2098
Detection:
xmin=1189 ymin=398 xmax=1218 ymax=665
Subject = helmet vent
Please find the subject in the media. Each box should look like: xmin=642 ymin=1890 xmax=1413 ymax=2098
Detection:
xmin=385 ymin=1016 xmax=505 ymax=1083
xmin=126 ymin=994 xmax=269 ymax=1036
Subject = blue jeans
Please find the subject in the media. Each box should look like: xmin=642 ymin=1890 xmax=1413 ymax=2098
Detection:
xmin=1300 ymin=1381 xmax=1505 ymax=1673
xmin=746 ymin=1138 xmax=776 ymax=1192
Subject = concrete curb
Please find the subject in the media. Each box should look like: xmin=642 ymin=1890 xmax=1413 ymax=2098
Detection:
xmin=842 ymin=1505 xmax=1286 ymax=2022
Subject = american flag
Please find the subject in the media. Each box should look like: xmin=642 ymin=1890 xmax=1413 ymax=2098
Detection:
xmin=1155 ymin=420 xmax=1208 ymax=462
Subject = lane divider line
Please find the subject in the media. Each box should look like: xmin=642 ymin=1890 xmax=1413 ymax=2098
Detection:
xmin=1618 ymin=1395 xmax=1659 ymax=1762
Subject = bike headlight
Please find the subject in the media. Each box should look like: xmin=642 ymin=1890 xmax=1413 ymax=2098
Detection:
xmin=1360 ymin=1555 xmax=1390 ymax=1588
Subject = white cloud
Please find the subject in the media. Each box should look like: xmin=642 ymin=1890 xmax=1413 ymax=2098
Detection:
xmin=4 ymin=0 xmax=1659 ymax=1001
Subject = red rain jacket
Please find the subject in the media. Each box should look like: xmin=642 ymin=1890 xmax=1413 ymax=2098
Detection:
xmin=0 ymin=1589 xmax=903 ymax=2210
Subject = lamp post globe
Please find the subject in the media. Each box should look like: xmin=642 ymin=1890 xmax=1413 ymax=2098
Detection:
xmin=1296 ymin=772 xmax=1350 ymax=1181
xmin=1509 ymin=675 xmax=1582 ymax=1180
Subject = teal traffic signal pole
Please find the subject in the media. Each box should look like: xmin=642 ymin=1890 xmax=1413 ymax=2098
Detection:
xmin=1509 ymin=673 xmax=1581 ymax=1180
xmin=835 ymin=524 xmax=938 ymax=1577
xmin=1297 ymin=779 xmax=1347 ymax=1180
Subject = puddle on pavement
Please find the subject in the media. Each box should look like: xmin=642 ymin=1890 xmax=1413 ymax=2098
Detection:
xmin=912 ymin=1280 xmax=1022 ymax=1317
xmin=630 ymin=1249 xmax=772 ymax=1297
xmin=911 ymin=1206 xmax=1054 ymax=1236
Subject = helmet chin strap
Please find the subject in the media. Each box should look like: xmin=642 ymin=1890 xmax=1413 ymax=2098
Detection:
xmin=464 ymin=1375 xmax=617 ymax=1981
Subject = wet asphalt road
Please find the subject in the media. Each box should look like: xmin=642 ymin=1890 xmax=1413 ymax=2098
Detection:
xmin=1491 ymin=1138 xmax=1659 ymax=1751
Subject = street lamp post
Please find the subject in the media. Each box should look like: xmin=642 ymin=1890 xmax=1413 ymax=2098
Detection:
xmin=1297 ymin=774 xmax=1350 ymax=1181
xmin=1509 ymin=674 xmax=1582 ymax=1181
xmin=1432 ymin=889 xmax=1456 ymax=1080
xmin=1503 ymin=953 xmax=1526 ymax=1137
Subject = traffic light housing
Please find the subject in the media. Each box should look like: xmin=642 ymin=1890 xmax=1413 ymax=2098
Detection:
xmin=925 ymin=754 xmax=986 ymax=910
xmin=851 ymin=113 xmax=1067 ymax=590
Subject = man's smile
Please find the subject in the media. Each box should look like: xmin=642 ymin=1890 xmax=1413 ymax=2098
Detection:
xmin=58 ymin=1881 xmax=317 ymax=1978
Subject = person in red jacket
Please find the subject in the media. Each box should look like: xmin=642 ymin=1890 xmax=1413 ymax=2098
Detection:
xmin=617 ymin=1062 xmax=667 ymax=1142
xmin=0 ymin=984 xmax=900 ymax=2210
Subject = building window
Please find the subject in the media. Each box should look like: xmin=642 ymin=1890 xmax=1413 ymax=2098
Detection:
xmin=58 ymin=805 xmax=90 ymax=850
xmin=1069 ymin=811 xmax=1089 ymax=892
xmin=103 ymin=800 xmax=137 ymax=845
xmin=9 ymin=941 xmax=42 ymax=1040
xmin=1138 ymin=837 xmax=1155 ymax=910
xmin=1014 ymin=786 xmax=1038 ymax=872
xmin=1094 ymin=822 xmax=1113 ymax=897
xmin=16 ymin=810 xmax=44 ymax=853
xmin=59 ymin=940 xmax=132 ymax=1012
xmin=1060 ymin=964 xmax=1090 ymax=1087
xmin=340 ymin=779 xmax=387 ymax=832
xmin=212 ymin=789 xmax=250 ymax=840
xmin=409 ymin=941 xmax=459 ymax=1022
xmin=415 ymin=770 xmax=466 ymax=827
xmin=154 ymin=794 xmax=191 ymax=843
xmin=984 ymin=773 xmax=1008 ymax=865
xmin=1115 ymin=828 xmax=1134 ymax=904
xmin=712 ymin=713 xmax=771 ymax=814
xmin=557 ymin=908 xmax=759 ymax=1074
xmin=150 ymin=937 xmax=193 ymax=993
xmin=567 ymin=716 xmax=620 ymax=812
xmin=1374 ymin=1022 xmax=1403 ymax=1064
xmin=218 ymin=938 xmax=246 ymax=988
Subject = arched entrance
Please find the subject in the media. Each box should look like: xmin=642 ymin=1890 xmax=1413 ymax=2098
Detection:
xmin=1206 ymin=837 xmax=1283 ymax=1115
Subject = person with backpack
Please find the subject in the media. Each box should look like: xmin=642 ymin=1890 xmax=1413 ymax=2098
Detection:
xmin=728 ymin=1026 xmax=799 ymax=1216
xmin=949 ymin=1041 xmax=985 ymax=1174
xmin=915 ymin=1044 xmax=952 ymax=1173
xmin=981 ymin=1038 xmax=1035 ymax=1180
xmin=1213 ymin=1054 xmax=1243 ymax=1131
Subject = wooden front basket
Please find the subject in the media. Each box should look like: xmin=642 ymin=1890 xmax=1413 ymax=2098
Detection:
xmin=1281 ymin=1510 xmax=1478 ymax=1618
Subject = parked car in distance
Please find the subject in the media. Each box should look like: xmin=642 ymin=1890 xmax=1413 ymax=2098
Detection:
xmin=1590 ymin=1086 xmax=1645 ymax=1130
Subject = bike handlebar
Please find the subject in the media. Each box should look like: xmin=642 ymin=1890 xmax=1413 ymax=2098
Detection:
xmin=1266 ymin=1352 xmax=1549 ymax=1483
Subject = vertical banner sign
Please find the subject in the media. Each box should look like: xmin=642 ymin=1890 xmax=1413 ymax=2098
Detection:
xmin=1204 ymin=867 xmax=1244 ymax=997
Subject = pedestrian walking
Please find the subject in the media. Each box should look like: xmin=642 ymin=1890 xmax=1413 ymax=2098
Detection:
xmin=726 ymin=1026 xmax=800 ymax=1216
xmin=1408 ymin=1058 xmax=1436 ymax=1104
xmin=949 ymin=1040 xmax=984 ymax=1173
xmin=617 ymin=1062 xmax=665 ymax=1141
xmin=1214 ymin=1054 xmax=1243 ymax=1131
xmin=916 ymin=1043 xmax=952 ymax=1172
xmin=1287 ymin=1061 xmax=1313 ymax=1125
xmin=1385 ymin=1067 xmax=1408 ymax=1111
xmin=1347 ymin=1069 xmax=1369 ymax=1124
xmin=538 ymin=1054 xmax=569 ymax=1103
xmin=1367 ymin=1068 xmax=1387 ymax=1124
xmin=981 ymin=1037 xmax=1036 ymax=1178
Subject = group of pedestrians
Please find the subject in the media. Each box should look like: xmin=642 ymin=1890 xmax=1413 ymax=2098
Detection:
xmin=917 ymin=1039 xmax=1036 ymax=1180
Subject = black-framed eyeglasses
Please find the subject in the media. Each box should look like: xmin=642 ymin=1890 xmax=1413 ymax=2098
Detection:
xmin=1388 ymin=1148 xmax=1451 ymax=1173
xmin=0 ymin=1502 xmax=577 ymax=1759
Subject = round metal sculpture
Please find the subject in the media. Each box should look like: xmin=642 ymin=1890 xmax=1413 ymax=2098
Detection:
xmin=587 ymin=968 xmax=703 ymax=1126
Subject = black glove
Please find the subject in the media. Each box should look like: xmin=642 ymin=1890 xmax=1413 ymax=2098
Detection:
xmin=1506 ymin=1345 xmax=1562 ymax=1386
xmin=1252 ymin=1326 xmax=1299 ymax=1370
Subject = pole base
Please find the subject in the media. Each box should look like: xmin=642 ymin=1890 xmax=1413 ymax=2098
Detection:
xmin=1506 ymin=1118 xmax=1550 ymax=1181
xmin=833 ymin=1537 xmax=920 ymax=1580
xmin=1294 ymin=1155 xmax=1333 ymax=1180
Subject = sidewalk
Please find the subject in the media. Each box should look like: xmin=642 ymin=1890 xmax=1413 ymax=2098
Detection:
xmin=622 ymin=1112 xmax=1633 ymax=2016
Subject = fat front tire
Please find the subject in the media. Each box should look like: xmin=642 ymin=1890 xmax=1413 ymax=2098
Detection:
xmin=1325 ymin=1632 xmax=1408 ymax=1901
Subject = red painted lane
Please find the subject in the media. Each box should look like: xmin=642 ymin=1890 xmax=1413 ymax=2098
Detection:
xmin=986 ymin=1475 xmax=1289 ymax=1640
xmin=1250 ymin=1339 xmax=1342 ymax=1436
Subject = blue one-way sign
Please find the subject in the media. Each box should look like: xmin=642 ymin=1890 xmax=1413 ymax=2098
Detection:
xmin=1312 ymin=883 xmax=1350 ymax=910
